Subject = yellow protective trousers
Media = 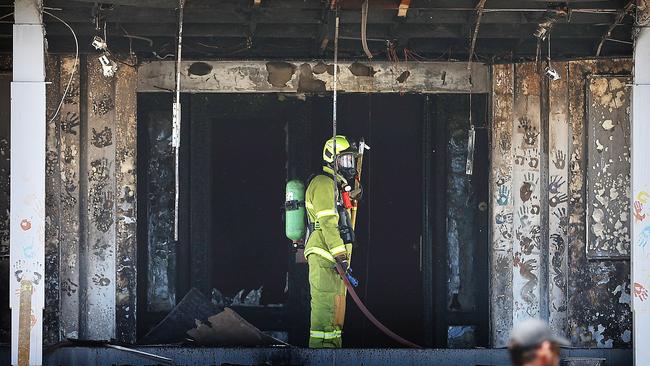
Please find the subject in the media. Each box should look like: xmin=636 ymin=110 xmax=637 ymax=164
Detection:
xmin=307 ymin=254 xmax=347 ymax=348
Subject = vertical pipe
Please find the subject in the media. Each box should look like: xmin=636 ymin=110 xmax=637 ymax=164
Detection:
xmin=173 ymin=0 xmax=184 ymax=241
xmin=539 ymin=64 xmax=550 ymax=322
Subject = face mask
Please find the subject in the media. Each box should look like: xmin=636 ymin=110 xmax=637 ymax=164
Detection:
xmin=337 ymin=154 xmax=357 ymax=180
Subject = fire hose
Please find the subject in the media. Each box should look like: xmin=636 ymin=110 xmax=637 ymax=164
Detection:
xmin=334 ymin=262 xmax=422 ymax=349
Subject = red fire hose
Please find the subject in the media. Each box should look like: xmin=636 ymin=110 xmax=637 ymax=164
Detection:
xmin=334 ymin=263 xmax=422 ymax=349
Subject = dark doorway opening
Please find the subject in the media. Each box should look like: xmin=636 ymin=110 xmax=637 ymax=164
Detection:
xmin=137 ymin=92 xmax=489 ymax=348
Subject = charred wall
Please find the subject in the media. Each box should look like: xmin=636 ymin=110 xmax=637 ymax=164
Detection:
xmin=490 ymin=60 xmax=633 ymax=348
xmin=39 ymin=55 xmax=138 ymax=343
xmin=0 ymin=55 xmax=636 ymax=348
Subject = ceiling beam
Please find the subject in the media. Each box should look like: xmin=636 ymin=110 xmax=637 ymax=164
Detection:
xmin=64 ymin=0 xmax=178 ymax=8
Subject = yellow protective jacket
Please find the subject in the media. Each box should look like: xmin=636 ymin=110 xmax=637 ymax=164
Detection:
xmin=304 ymin=166 xmax=350 ymax=262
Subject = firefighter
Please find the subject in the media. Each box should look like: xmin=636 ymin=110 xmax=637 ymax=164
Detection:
xmin=304 ymin=135 xmax=358 ymax=348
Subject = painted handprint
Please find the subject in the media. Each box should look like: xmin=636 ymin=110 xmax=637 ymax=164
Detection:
xmin=638 ymin=226 xmax=650 ymax=248
xmin=519 ymin=234 xmax=536 ymax=255
xmin=553 ymin=150 xmax=566 ymax=170
xmin=61 ymin=278 xmax=78 ymax=297
xmin=519 ymin=206 xmax=532 ymax=228
xmin=520 ymin=173 xmax=538 ymax=202
xmin=634 ymin=282 xmax=648 ymax=302
xmin=497 ymin=185 xmax=510 ymax=206
xmin=550 ymin=233 xmax=565 ymax=250
xmin=634 ymin=201 xmax=646 ymax=222
xmin=60 ymin=112 xmax=80 ymax=135
xmin=499 ymin=224 xmax=513 ymax=240
xmin=550 ymin=193 xmax=568 ymax=207
xmin=496 ymin=212 xmax=513 ymax=225
xmin=549 ymin=175 xmax=566 ymax=194
xmin=518 ymin=117 xmax=539 ymax=146
xmin=514 ymin=154 xmax=526 ymax=166
xmin=553 ymin=207 xmax=568 ymax=234
xmin=92 ymin=273 xmax=111 ymax=287
xmin=519 ymin=258 xmax=539 ymax=304
xmin=524 ymin=128 xmax=539 ymax=146
xmin=530 ymin=204 xmax=540 ymax=215
xmin=552 ymin=207 xmax=567 ymax=221
xmin=530 ymin=225 xmax=541 ymax=245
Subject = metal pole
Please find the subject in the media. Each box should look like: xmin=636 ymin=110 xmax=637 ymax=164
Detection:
xmin=172 ymin=0 xmax=184 ymax=241
xmin=332 ymin=7 xmax=340 ymax=204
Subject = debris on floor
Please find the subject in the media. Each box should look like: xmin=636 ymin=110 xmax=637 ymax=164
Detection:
xmin=142 ymin=288 xmax=223 ymax=344
xmin=187 ymin=308 xmax=287 ymax=347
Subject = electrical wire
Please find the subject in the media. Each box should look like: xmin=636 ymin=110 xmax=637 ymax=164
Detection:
xmin=44 ymin=11 xmax=79 ymax=126
xmin=0 ymin=12 xmax=13 ymax=21
xmin=42 ymin=11 xmax=79 ymax=294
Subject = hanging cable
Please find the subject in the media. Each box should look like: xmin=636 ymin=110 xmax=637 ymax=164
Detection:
xmin=44 ymin=11 xmax=79 ymax=125
xmin=43 ymin=11 xmax=80 ymax=286
xmin=465 ymin=1 xmax=481 ymax=176
xmin=0 ymin=12 xmax=13 ymax=22
xmin=361 ymin=0 xmax=373 ymax=59
xmin=173 ymin=0 xmax=185 ymax=241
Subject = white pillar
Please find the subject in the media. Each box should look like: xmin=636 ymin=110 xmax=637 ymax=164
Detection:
xmin=632 ymin=4 xmax=650 ymax=366
xmin=10 ymin=0 xmax=46 ymax=365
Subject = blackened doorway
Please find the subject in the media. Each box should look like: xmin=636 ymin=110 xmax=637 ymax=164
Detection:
xmin=137 ymin=92 xmax=489 ymax=348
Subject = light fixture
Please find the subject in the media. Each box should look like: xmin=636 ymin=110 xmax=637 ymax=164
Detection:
xmin=91 ymin=35 xmax=107 ymax=51
xmin=545 ymin=66 xmax=561 ymax=81
xmin=98 ymin=54 xmax=117 ymax=77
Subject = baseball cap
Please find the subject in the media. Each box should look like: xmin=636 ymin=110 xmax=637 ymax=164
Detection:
xmin=509 ymin=319 xmax=571 ymax=348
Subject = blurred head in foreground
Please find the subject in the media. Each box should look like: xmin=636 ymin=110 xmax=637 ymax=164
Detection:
xmin=508 ymin=319 xmax=570 ymax=366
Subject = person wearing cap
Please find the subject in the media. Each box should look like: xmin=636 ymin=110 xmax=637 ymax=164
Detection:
xmin=508 ymin=318 xmax=570 ymax=366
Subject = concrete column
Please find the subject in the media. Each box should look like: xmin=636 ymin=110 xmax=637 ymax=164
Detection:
xmin=9 ymin=0 xmax=46 ymax=365
xmin=632 ymin=2 xmax=650 ymax=365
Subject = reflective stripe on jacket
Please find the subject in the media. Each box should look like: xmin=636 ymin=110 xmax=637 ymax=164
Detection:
xmin=304 ymin=168 xmax=348 ymax=262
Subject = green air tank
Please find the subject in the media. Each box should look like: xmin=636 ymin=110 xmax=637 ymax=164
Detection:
xmin=285 ymin=179 xmax=306 ymax=242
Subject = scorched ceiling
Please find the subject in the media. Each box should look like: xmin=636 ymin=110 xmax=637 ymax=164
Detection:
xmin=0 ymin=0 xmax=637 ymax=61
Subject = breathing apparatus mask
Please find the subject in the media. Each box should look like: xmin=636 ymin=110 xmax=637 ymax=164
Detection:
xmin=335 ymin=153 xmax=357 ymax=182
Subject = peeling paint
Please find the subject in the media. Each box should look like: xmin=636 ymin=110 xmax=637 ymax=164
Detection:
xmin=349 ymin=62 xmax=377 ymax=77
xmin=587 ymin=76 xmax=632 ymax=258
xmin=312 ymin=61 xmax=335 ymax=75
xmin=265 ymin=61 xmax=296 ymax=87
xmin=396 ymin=70 xmax=411 ymax=83
xmin=567 ymin=59 xmax=632 ymax=348
xmin=296 ymin=63 xmax=325 ymax=93
xmin=187 ymin=61 xmax=213 ymax=77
